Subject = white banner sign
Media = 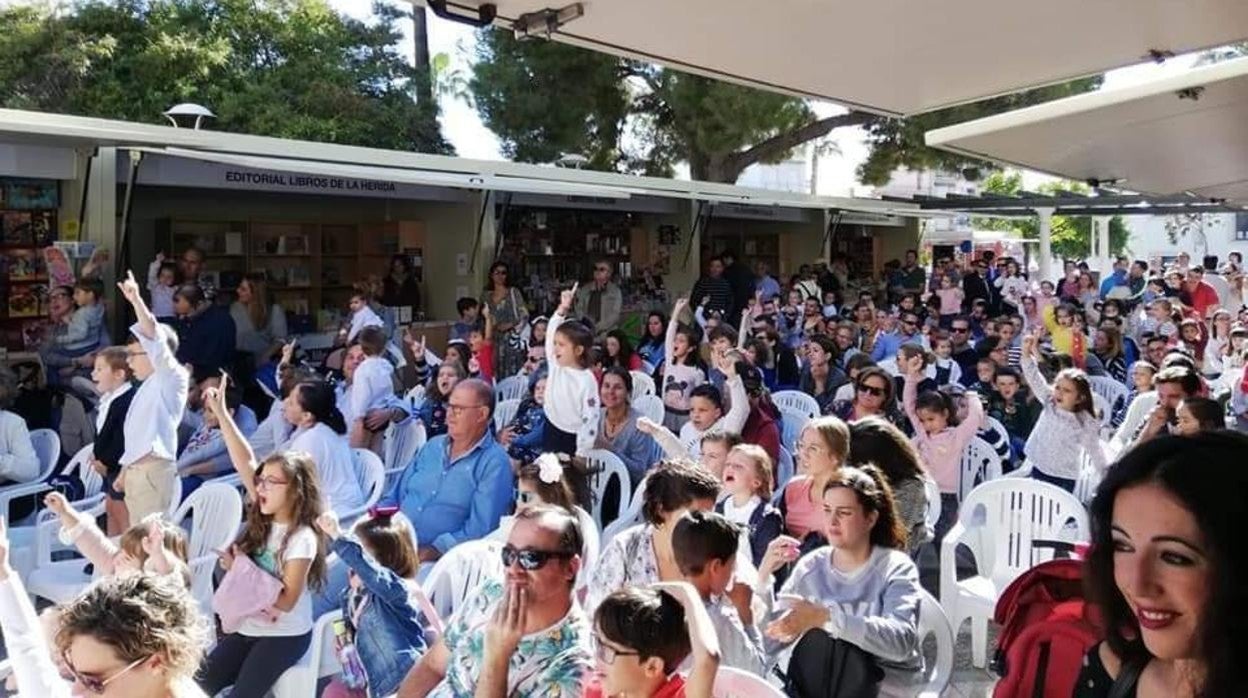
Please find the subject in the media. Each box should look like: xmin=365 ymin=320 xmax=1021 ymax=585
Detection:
xmin=127 ymin=154 xmax=470 ymax=203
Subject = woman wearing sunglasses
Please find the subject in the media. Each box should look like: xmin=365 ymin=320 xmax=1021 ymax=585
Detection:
xmin=829 ymin=366 xmax=904 ymax=428
xmin=0 ymin=515 xmax=211 ymax=698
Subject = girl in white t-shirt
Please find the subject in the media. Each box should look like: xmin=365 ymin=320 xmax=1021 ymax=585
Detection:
xmin=200 ymin=381 xmax=329 ymax=698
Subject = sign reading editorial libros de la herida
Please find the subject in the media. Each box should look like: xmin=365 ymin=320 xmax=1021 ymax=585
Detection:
xmin=130 ymin=155 xmax=469 ymax=202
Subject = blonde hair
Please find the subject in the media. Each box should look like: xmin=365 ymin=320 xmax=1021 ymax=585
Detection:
xmin=728 ymin=444 xmax=774 ymax=500
xmin=804 ymin=415 xmax=850 ymax=468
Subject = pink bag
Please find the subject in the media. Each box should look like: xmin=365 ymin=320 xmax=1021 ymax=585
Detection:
xmin=212 ymin=553 xmax=284 ymax=633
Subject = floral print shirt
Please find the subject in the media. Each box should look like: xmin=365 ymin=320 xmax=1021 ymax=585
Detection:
xmin=429 ymin=578 xmax=592 ymax=698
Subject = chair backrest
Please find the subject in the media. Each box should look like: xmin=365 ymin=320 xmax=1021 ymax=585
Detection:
xmin=65 ymin=444 xmax=103 ymax=501
xmin=601 ymin=475 xmax=647 ymax=550
xmin=171 ymin=482 xmax=244 ymax=561
xmin=983 ymin=415 xmax=1009 ymax=444
xmin=959 ymin=479 xmax=1090 ymax=593
xmin=1073 ymin=451 xmax=1103 ymax=506
xmin=778 ymin=406 xmax=810 ymax=453
xmin=494 ymin=375 xmax=528 ymax=403
xmin=423 ymin=539 xmax=505 ymax=621
xmin=923 ymin=477 xmax=941 ymax=533
xmin=771 ymin=390 xmax=819 ymax=420
xmin=574 ymin=506 xmax=600 ymax=590
xmin=1091 ymin=393 xmax=1113 ymax=428
xmin=493 ymin=398 xmax=521 ymax=433
xmin=350 ymin=448 xmax=387 ymax=512
xmin=959 ymin=437 xmax=1003 ymax=501
xmin=585 ymin=449 xmax=632 ymax=533
xmin=384 ymin=419 xmax=426 ymax=472
xmin=633 ymin=394 xmax=665 ymax=425
xmin=28 ymin=429 xmax=61 ymax=482
xmin=1088 ymin=376 xmax=1127 ymax=414
xmin=629 ymin=370 xmax=657 ymax=401
xmin=712 ymin=665 xmax=786 ymax=697
xmin=915 ymin=588 xmax=954 ymax=697
xmin=775 ymin=447 xmax=795 ymax=490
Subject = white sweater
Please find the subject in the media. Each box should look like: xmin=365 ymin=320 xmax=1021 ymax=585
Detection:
xmin=543 ymin=311 xmax=601 ymax=456
xmin=1020 ymin=354 xmax=1109 ymax=479
xmin=0 ymin=411 xmax=39 ymax=483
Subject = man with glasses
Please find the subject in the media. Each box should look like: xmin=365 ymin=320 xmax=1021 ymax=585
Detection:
xmin=948 ymin=317 xmax=981 ymax=386
xmin=385 ymin=379 xmax=512 ymax=563
xmin=398 ymin=505 xmax=593 ymax=697
xmin=962 ymin=257 xmax=994 ymax=314
xmin=574 ymin=259 xmax=623 ymax=338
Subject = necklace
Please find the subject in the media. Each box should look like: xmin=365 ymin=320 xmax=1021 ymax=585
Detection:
xmin=604 ymin=410 xmax=628 ymax=438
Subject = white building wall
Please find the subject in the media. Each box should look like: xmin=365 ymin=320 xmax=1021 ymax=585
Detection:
xmin=1123 ymin=213 xmax=1248 ymax=265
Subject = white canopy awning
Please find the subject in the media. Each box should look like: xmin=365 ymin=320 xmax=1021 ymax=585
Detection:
xmin=422 ymin=0 xmax=1248 ymax=115
xmin=925 ymin=56 xmax=1248 ymax=205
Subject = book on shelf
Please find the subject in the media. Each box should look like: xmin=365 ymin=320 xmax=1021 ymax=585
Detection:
xmin=5 ymin=249 xmax=42 ymax=281
xmin=287 ymin=267 xmax=311 ymax=287
xmin=42 ymin=246 xmax=74 ymax=286
xmin=225 ymin=232 xmax=244 ymax=256
xmin=7 ymin=285 xmax=45 ymax=318
xmin=2 ymin=212 xmax=32 ymax=245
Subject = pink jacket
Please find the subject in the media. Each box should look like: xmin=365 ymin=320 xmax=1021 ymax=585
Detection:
xmin=903 ymin=375 xmax=984 ymax=493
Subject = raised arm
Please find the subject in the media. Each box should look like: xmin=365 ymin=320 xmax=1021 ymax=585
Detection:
xmin=205 ymin=373 xmax=260 ymax=500
xmin=636 ymin=416 xmax=688 ymax=460
xmin=665 ymin=297 xmax=689 ymax=369
xmin=1019 ymin=334 xmax=1053 ymax=404
xmin=901 ymin=356 xmax=926 ymax=441
xmin=952 ymin=391 xmax=986 ymax=452
xmin=117 ymin=269 xmax=157 ymax=340
xmin=718 ymin=358 xmax=750 ymax=435
xmin=0 ymin=519 xmax=72 ymax=698
xmin=652 ymin=582 xmax=720 ymax=698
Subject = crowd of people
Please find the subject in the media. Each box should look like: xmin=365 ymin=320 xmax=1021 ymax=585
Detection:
xmin=0 ymin=245 xmax=1244 ymax=697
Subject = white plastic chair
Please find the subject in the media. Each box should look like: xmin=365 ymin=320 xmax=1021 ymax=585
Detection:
xmin=422 ymin=539 xmax=505 ymax=621
xmin=601 ymin=475 xmax=647 ymax=550
xmin=923 ymin=477 xmax=941 ymax=535
xmin=1088 ymin=376 xmax=1128 ymax=416
xmin=171 ymin=482 xmax=244 ymax=614
xmin=712 ymin=665 xmax=786 ymax=697
xmin=338 ymin=449 xmax=387 ymax=524
xmin=778 ymin=406 xmax=810 ymax=454
xmin=494 ymin=398 xmax=521 ymax=433
xmin=630 ymin=370 xmax=657 ymax=400
xmin=384 ymin=419 xmax=426 ymax=472
xmin=270 ymin=609 xmax=343 ymax=698
xmin=916 ymin=588 xmax=954 ymax=697
xmin=775 ymin=447 xmax=795 ymax=489
xmin=941 ymin=479 xmax=1090 ymax=669
xmin=958 ymin=437 xmax=1003 ymax=502
xmin=1073 ymin=451 xmax=1104 ymax=506
xmin=9 ymin=444 xmax=103 ymax=581
xmin=585 ymin=449 xmax=632 ymax=532
xmin=0 ymin=428 xmax=62 ymax=521
xmin=771 ymin=390 xmax=820 ymax=420
xmin=1091 ymin=393 xmax=1113 ymax=429
xmin=633 ymin=394 xmax=665 ymax=425
xmin=494 ymin=375 xmax=528 ymax=403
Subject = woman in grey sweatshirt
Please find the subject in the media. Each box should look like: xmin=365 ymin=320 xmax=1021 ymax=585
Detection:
xmin=756 ymin=464 xmax=924 ymax=697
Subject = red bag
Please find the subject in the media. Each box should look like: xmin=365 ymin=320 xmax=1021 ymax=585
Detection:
xmin=991 ymin=558 xmax=1104 ymax=698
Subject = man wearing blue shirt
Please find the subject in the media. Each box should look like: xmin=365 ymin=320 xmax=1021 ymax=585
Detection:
xmin=386 ymin=379 xmax=513 ymax=562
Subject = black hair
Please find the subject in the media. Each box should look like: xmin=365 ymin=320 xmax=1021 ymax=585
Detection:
xmin=846 ymin=417 xmax=926 ymax=486
xmin=689 ymin=384 xmax=724 ymax=413
xmin=641 ymin=459 xmax=721 ymax=526
xmin=456 ymin=297 xmax=479 ymax=315
xmin=603 ymin=330 xmax=636 ymax=369
xmin=553 ymin=318 xmax=594 ymax=369
xmin=671 ymin=510 xmax=740 ymax=576
xmin=595 ymin=587 xmax=691 ymax=675
xmin=293 ymin=380 xmax=347 ymax=434
xmin=914 ymin=389 xmax=957 ymax=426
xmin=356 ymin=326 xmax=387 ymax=357
xmin=601 ymin=366 xmax=633 ymax=396
xmin=1179 ymin=397 xmax=1224 ymax=431
xmin=73 ymin=277 xmax=103 ymax=299
xmin=1085 ymin=433 xmax=1248 ymax=697
xmin=1154 ymin=366 xmax=1202 ymax=397
xmin=642 ymin=312 xmax=669 ymax=343
xmin=823 ymin=464 xmax=908 ymax=550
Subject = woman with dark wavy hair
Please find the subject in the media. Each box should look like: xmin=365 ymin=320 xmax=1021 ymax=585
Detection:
xmin=1076 ymin=431 xmax=1248 ymax=697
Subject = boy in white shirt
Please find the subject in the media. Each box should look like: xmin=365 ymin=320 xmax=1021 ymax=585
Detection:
xmin=344 ymin=291 xmax=385 ymax=343
xmin=115 ymin=270 xmax=189 ymax=522
xmin=346 ymin=326 xmax=397 ymax=454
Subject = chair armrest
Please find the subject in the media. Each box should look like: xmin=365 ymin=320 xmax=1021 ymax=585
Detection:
xmin=0 ymin=480 xmax=56 ymax=521
xmin=939 ymin=520 xmax=967 ymax=612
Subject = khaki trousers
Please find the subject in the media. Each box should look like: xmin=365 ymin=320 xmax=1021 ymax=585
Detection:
xmin=122 ymin=455 xmax=177 ymax=522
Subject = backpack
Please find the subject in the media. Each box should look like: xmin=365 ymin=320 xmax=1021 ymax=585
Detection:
xmin=991 ymin=555 xmax=1104 ymax=698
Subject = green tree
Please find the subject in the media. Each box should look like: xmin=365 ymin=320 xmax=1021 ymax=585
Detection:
xmin=856 ymin=78 xmax=1102 ymax=186
xmin=974 ymin=171 xmax=1129 ymax=260
xmin=471 ymin=30 xmax=870 ymax=181
xmin=0 ymin=0 xmax=452 ymax=153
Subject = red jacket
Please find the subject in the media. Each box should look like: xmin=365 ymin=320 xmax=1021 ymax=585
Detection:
xmin=742 ymin=406 xmax=781 ymax=465
xmin=1187 ymin=280 xmax=1220 ymax=318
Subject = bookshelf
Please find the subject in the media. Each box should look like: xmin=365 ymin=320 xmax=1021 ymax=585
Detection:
xmin=159 ymin=218 xmax=424 ymax=332
xmin=0 ymin=178 xmax=59 ymax=350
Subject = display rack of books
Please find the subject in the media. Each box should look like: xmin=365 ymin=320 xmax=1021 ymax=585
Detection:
xmin=0 ymin=178 xmax=59 ymax=350
xmin=703 ymin=223 xmax=780 ymax=278
xmin=160 ymin=218 xmax=416 ymax=332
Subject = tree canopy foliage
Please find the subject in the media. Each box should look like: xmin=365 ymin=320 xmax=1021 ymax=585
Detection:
xmin=975 ymin=171 xmax=1129 ymax=260
xmin=0 ymin=0 xmax=451 ymax=153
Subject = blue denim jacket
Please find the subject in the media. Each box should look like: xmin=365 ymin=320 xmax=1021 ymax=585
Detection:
xmin=331 ymin=537 xmax=429 ymax=697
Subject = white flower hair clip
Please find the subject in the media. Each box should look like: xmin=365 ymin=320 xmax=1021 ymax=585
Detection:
xmin=536 ymin=453 xmax=564 ymax=484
